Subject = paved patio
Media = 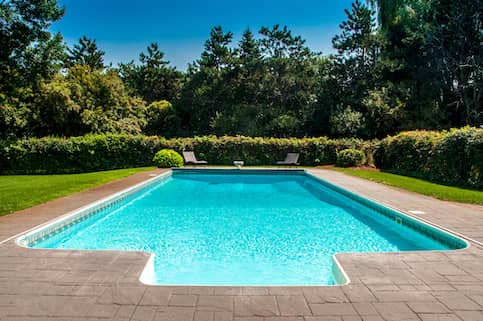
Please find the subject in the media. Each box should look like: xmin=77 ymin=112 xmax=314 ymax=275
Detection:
xmin=0 ymin=168 xmax=482 ymax=321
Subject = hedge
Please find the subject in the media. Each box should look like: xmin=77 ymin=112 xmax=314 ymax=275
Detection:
xmin=374 ymin=127 xmax=483 ymax=189
xmin=1 ymin=127 xmax=480 ymax=189
xmin=0 ymin=134 xmax=368 ymax=174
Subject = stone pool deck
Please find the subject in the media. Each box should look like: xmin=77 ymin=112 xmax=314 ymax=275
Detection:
xmin=0 ymin=168 xmax=482 ymax=321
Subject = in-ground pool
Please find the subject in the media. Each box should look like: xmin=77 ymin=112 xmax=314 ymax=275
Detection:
xmin=18 ymin=169 xmax=467 ymax=285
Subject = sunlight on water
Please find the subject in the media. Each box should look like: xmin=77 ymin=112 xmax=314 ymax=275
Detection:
xmin=32 ymin=171 xmax=451 ymax=285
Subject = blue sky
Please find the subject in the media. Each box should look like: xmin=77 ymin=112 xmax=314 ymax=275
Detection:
xmin=52 ymin=0 xmax=354 ymax=70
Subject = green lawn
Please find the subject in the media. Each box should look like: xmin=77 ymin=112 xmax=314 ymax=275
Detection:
xmin=0 ymin=167 xmax=154 ymax=216
xmin=330 ymin=168 xmax=483 ymax=205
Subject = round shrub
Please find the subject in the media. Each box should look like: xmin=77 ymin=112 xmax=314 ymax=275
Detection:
xmin=336 ymin=149 xmax=366 ymax=167
xmin=152 ymin=149 xmax=183 ymax=168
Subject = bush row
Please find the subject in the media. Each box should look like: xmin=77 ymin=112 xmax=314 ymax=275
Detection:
xmin=374 ymin=127 xmax=483 ymax=189
xmin=0 ymin=134 xmax=369 ymax=174
xmin=1 ymin=127 xmax=480 ymax=189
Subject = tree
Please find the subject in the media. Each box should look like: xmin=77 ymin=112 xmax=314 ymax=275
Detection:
xmin=257 ymin=25 xmax=319 ymax=136
xmin=427 ymin=0 xmax=483 ymax=126
xmin=143 ymin=100 xmax=177 ymax=136
xmin=229 ymin=29 xmax=264 ymax=121
xmin=119 ymin=43 xmax=182 ymax=104
xmin=66 ymin=35 xmax=105 ymax=69
xmin=199 ymin=26 xmax=234 ymax=70
xmin=333 ymin=0 xmax=378 ymax=65
xmin=371 ymin=0 xmax=482 ymax=129
xmin=238 ymin=29 xmax=262 ymax=63
xmin=0 ymin=0 xmax=65 ymax=138
xmin=329 ymin=105 xmax=364 ymax=137
xmin=0 ymin=0 xmax=65 ymax=88
xmin=176 ymin=26 xmax=236 ymax=134
xmin=177 ymin=25 xmax=322 ymax=137
xmin=366 ymin=0 xmax=405 ymax=30
xmin=362 ymin=86 xmax=405 ymax=137
xmin=0 ymin=0 xmax=64 ymax=68
xmin=329 ymin=0 xmax=384 ymax=137
xmin=2 ymin=0 xmax=481 ymax=140
xmin=33 ymin=65 xmax=146 ymax=136
xmin=259 ymin=24 xmax=311 ymax=59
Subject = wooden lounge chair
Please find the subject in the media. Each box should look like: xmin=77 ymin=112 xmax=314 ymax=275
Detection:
xmin=182 ymin=151 xmax=208 ymax=165
xmin=276 ymin=153 xmax=300 ymax=166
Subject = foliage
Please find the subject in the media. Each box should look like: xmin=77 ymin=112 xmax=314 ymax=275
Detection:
xmin=331 ymin=167 xmax=483 ymax=205
xmin=336 ymin=148 xmax=366 ymax=167
xmin=177 ymin=25 xmax=320 ymax=137
xmin=32 ymin=65 xmax=146 ymax=136
xmin=118 ymin=43 xmax=182 ymax=103
xmin=66 ymin=35 xmax=105 ymax=69
xmin=333 ymin=0 xmax=378 ymax=62
xmin=428 ymin=0 xmax=482 ymax=126
xmin=1 ymin=127 xmax=479 ymax=188
xmin=0 ymin=167 xmax=153 ymax=216
xmin=0 ymin=0 xmax=481 ymax=140
xmin=374 ymin=127 xmax=483 ymax=188
xmin=144 ymin=100 xmax=177 ymax=136
xmin=0 ymin=134 xmax=159 ymax=173
xmin=329 ymin=105 xmax=364 ymax=137
xmin=0 ymin=134 xmax=368 ymax=173
xmin=362 ymin=86 xmax=405 ymax=138
xmin=0 ymin=0 xmax=65 ymax=138
xmin=0 ymin=85 xmax=32 ymax=138
xmin=152 ymin=149 xmax=183 ymax=168
xmin=371 ymin=0 xmax=482 ymax=128
xmin=0 ymin=0 xmax=65 ymax=82
xmin=330 ymin=0 xmax=383 ymax=137
xmin=176 ymin=26 xmax=236 ymax=134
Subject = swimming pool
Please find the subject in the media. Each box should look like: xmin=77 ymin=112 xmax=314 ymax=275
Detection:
xmin=18 ymin=169 xmax=467 ymax=286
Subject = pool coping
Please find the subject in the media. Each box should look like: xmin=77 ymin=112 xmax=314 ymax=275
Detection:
xmin=1 ymin=167 xmax=483 ymax=320
xmin=12 ymin=168 xmax=471 ymax=288
xmin=13 ymin=171 xmax=172 ymax=248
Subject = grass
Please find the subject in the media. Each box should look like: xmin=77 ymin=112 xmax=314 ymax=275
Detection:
xmin=0 ymin=167 xmax=154 ymax=216
xmin=330 ymin=167 xmax=483 ymax=205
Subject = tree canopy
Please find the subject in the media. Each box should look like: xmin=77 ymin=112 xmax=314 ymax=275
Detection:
xmin=66 ymin=35 xmax=105 ymax=70
xmin=0 ymin=0 xmax=481 ymax=139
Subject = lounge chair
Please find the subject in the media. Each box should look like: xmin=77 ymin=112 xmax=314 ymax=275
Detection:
xmin=182 ymin=151 xmax=208 ymax=165
xmin=276 ymin=153 xmax=300 ymax=166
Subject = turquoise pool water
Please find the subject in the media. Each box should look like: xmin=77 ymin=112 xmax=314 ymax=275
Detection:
xmin=27 ymin=170 xmax=464 ymax=285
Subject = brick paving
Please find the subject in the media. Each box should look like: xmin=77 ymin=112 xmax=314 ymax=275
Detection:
xmin=0 ymin=168 xmax=482 ymax=321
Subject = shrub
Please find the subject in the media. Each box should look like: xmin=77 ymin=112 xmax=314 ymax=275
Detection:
xmin=152 ymin=149 xmax=184 ymax=168
xmin=336 ymin=149 xmax=366 ymax=167
xmin=374 ymin=127 xmax=483 ymax=189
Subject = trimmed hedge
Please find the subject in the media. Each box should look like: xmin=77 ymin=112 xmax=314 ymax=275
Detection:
xmin=0 ymin=135 xmax=161 ymax=174
xmin=1 ymin=127 xmax=479 ymax=189
xmin=374 ymin=127 xmax=483 ymax=189
xmin=0 ymin=134 xmax=367 ymax=174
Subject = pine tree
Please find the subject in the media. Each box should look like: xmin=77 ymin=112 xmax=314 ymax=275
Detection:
xmin=238 ymin=29 xmax=261 ymax=63
xmin=199 ymin=26 xmax=234 ymax=70
xmin=332 ymin=0 xmax=377 ymax=64
xmin=66 ymin=36 xmax=105 ymax=70
xmin=118 ymin=43 xmax=181 ymax=103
